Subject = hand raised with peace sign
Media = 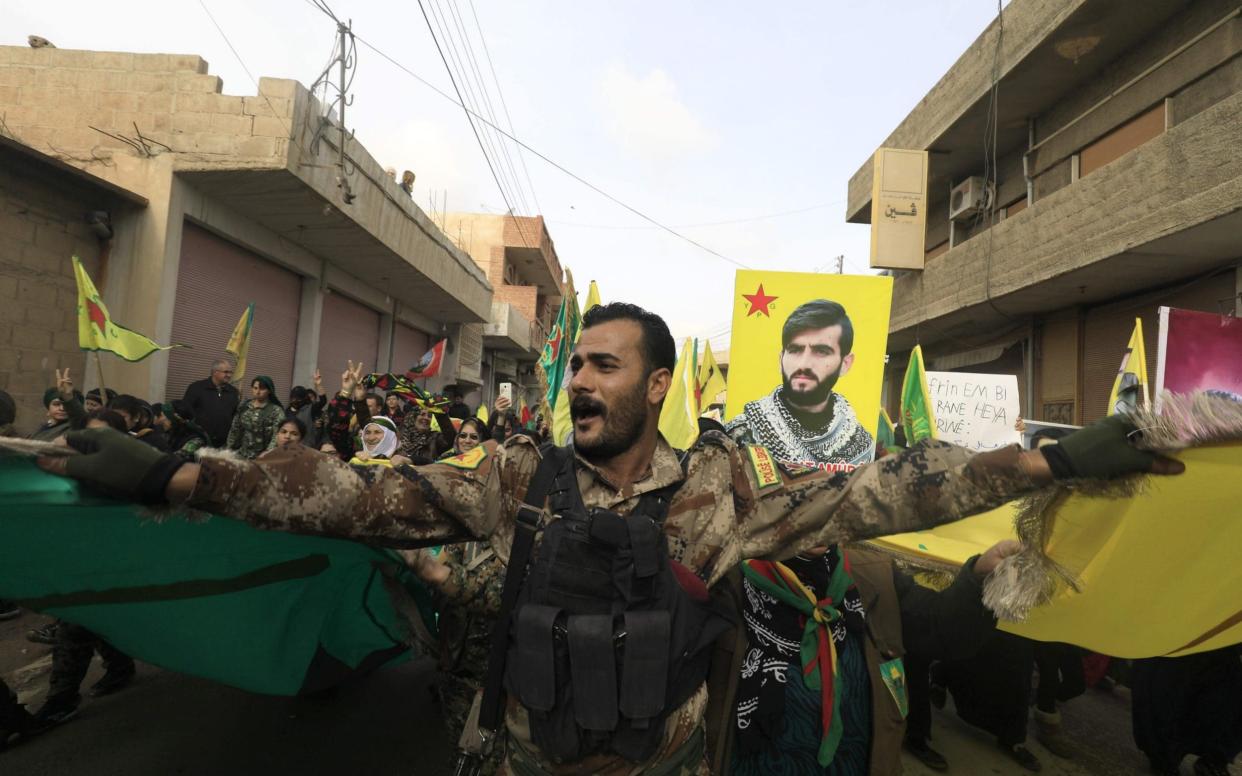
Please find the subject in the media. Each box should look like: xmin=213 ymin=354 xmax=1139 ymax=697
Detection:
xmin=55 ymin=368 xmax=74 ymax=398
xmin=340 ymin=360 xmax=367 ymax=395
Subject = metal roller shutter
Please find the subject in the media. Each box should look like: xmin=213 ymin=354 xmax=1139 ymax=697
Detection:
xmin=948 ymin=342 xmax=1027 ymax=415
xmin=167 ymin=222 xmax=301 ymax=401
xmin=391 ymin=322 xmax=430 ymax=375
xmin=317 ymin=291 xmax=381 ymax=378
xmin=1081 ymin=270 xmax=1236 ymax=423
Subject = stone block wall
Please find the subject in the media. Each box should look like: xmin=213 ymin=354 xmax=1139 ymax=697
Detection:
xmin=0 ymin=45 xmax=294 ymax=181
xmin=0 ymin=158 xmax=106 ymax=427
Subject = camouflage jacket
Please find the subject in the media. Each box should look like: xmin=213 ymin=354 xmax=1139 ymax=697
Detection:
xmin=225 ymin=400 xmax=284 ymax=460
xmin=433 ymin=542 xmax=505 ymax=681
xmin=185 ymin=431 xmax=1037 ymax=775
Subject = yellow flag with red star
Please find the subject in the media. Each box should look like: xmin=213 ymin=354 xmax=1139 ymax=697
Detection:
xmin=73 ymin=256 xmax=178 ymax=362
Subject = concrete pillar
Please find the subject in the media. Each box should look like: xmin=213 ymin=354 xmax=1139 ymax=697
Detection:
xmin=1235 ymin=260 xmax=1241 ymax=317
xmin=292 ymin=274 xmax=324 ymax=388
xmin=377 ymin=309 xmax=395 ymax=373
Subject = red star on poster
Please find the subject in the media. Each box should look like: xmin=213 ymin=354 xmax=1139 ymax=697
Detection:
xmin=85 ymin=297 xmax=108 ymax=333
xmin=742 ymin=284 xmax=778 ymax=317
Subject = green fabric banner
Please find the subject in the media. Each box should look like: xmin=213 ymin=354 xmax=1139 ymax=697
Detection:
xmin=0 ymin=456 xmax=434 ymax=696
xmin=900 ymin=345 xmax=937 ymax=444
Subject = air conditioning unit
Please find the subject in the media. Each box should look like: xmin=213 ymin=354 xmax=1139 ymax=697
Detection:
xmin=949 ymin=176 xmax=991 ymax=221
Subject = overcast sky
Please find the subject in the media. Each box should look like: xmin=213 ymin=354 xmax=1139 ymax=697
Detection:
xmin=10 ymin=1 xmax=1003 ymax=347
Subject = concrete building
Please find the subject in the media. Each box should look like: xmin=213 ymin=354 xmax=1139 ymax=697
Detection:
xmin=439 ymin=212 xmax=565 ymax=407
xmin=847 ymin=0 xmax=1242 ymax=424
xmin=0 ymin=135 xmax=148 ymax=426
xmin=0 ymin=44 xmax=492 ymax=413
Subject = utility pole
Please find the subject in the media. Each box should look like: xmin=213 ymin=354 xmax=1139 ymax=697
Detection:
xmin=335 ymin=20 xmax=355 ymax=205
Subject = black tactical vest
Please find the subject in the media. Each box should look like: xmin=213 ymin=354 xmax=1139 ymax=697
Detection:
xmin=503 ymin=446 xmax=734 ymax=763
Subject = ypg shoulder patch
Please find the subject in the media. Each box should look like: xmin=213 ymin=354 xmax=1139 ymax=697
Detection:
xmin=746 ymin=445 xmax=782 ymax=489
xmin=440 ymin=445 xmax=487 ymax=470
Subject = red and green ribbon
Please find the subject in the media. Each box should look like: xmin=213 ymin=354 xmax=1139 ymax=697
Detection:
xmin=742 ymin=553 xmax=855 ymax=767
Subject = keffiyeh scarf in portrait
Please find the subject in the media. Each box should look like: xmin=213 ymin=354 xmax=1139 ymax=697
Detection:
xmin=731 ymin=388 xmax=874 ymax=468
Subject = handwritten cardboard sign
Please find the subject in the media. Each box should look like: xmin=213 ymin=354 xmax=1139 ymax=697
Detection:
xmin=925 ymin=371 xmax=1021 ymax=451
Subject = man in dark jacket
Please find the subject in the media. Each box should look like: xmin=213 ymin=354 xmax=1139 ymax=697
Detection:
xmin=182 ymin=359 xmax=239 ymax=447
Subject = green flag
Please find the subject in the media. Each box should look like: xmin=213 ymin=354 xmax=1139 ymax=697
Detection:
xmin=0 ymin=456 xmax=432 ymax=696
xmin=877 ymin=408 xmax=897 ymax=453
xmin=900 ymin=345 xmax=937 ymax=443
xmin=539 ymin=271 xmax=581 ymax=408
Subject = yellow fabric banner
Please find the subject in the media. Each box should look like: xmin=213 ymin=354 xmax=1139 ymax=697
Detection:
xmin=868 ymin=443 xmax=1242 ymax=657
xmin=697 ymin=340 xmax=727 ymax=409
xmin=1107 ymin=318 xmax=1149 ymax=415
xmin=226 ymin=303 xmax=254 ymax=381
xmin=74 ymin=256 xmax=177 ymax=362
xmin=659 ymin=337 xmax=700 ymax=450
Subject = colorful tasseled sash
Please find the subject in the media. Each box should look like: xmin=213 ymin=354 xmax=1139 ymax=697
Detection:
xmin=741 ymin=552 xmax=855 ymax=766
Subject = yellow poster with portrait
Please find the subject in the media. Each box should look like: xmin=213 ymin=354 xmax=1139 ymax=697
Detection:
xmin=724 ymin=270 xmax=893 ymax=471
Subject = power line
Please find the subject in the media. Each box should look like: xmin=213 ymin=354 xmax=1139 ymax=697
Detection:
xmin=341 ymin=31 xmax=749 ymax=268
xmin=445 ymin=0 xmax=532 ymax=217
xmin=429 ymin=0 xmax=526 ymax=216
xmin=469 ymin=0 xmax=543 ymax=216
xmin=549 ymin=200 xmax=844 ymax=230
xmin=197 ymin=0 xmax=293 ymax=137
xmin=414 ymin=0 xmax=536 ymax=250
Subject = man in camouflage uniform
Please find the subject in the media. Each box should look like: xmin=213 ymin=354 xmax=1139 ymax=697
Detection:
xmin=45 ymin=302 xmax=1178 ymax=776
xmin=414 ymin=543 xmax=507 ymax=775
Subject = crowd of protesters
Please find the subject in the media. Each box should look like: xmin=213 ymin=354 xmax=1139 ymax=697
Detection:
xmin=0 ymin=350 xmax=1238 ymax=776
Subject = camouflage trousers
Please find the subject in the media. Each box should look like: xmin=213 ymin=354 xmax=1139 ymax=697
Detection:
xmin=439 ymin=673 xmax=505 ymax=776
xmin=48 ymin=621 xmax=135 ymax=705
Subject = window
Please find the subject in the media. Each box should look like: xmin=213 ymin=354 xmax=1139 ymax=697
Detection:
xmin=1079 ymin=103 xmax=1166 ymax=177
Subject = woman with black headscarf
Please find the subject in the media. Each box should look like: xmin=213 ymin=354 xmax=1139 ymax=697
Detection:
xmin=226 ymin=376 xmax=285 ymax=459
xmin=155 ymin=399 xmax=211 ymax=461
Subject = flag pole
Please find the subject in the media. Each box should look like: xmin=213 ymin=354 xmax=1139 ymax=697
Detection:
xmin=94 ymin=351 xmax=107 ymax=402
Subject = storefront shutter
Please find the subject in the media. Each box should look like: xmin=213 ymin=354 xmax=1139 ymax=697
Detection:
xmin=317 ymin=291 xmax=381 ymax=380
xmin=391 ymin=322 xmax=431 ymax=375
xmin=167 ymin=222 xmax=301 ymax=401
xmin=1081 ymin=270 xmax=1235 ymax=422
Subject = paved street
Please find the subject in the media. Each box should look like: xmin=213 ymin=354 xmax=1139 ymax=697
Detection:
xmin=2 ymin=611 xmax=1237 ymax=775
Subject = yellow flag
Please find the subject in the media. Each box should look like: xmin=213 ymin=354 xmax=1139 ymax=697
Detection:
xmin=697 ymin=340 xmax=726 ymax=409
xmin=476 ymin=403 xmax=489 ymax=424
xmin=868 ymin=443 xmax=1242 ymax=658
xmin=73 ymin=256 xmax=176 ymax=362
xmin=552 ymin=281 xmax=603 ymax=445
xmin=1107 ymin=318 xmax=1149 ymax=415
xmin=226 ymin=303 xmax=255 ymax=381
xmin=658 ymin=338 xmax=699 ymax=450
xmin=582 ymin=280 xmax=601 ymax=313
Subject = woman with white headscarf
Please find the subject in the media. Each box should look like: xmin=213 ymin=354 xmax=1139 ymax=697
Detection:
xmin=348 ymin=416 xmax=400 ymax=467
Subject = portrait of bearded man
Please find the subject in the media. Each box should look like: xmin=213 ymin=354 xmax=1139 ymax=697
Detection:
xmin=725 ymin=299 xmax=874 ymax=468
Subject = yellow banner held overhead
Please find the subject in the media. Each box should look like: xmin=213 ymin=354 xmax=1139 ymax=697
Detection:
xmin=868 ymin=443 xmax=1242 ymax=658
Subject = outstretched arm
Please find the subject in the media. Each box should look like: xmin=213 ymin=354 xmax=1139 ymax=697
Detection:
xmin=41 ymin=429 xmax=533 ymax=550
